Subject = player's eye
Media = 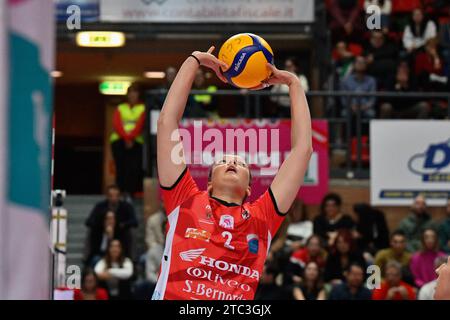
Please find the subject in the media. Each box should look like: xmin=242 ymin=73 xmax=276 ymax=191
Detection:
xmin=237 ymin=161 xmax=247 ymax=168
xmin=217 ymin=159 xmax=227 ymax=165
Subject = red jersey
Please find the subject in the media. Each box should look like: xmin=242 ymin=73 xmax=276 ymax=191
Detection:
xmin=152 ymin=167 xmax=286 ymax=300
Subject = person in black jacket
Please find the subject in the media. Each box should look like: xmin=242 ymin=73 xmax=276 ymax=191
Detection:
xmin=324 ymin=229 xmax=366 ymax=285
xmin=85 ymin=185 xmax=138 ymax=265
xmin=313 ymin=193 xmax=355 ymax=248
xmin=352 ymin=203 xmax=390 ymax=258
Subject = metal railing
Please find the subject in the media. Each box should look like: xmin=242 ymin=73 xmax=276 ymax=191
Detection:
xmin=145 ymin=89 xmax=450 ymax=179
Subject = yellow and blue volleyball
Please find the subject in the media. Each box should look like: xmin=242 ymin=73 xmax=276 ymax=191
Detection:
xmin=218 ymin=33 xmax=274 ymax=89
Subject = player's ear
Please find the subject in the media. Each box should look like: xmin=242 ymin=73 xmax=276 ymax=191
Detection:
xmin=246 ymin=186 xmax=251 ymax=198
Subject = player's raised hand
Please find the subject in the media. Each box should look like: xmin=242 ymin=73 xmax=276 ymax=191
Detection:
xmin=435 ymin=256 xmax=450 ymax=299
xmin=192 ymin=46 xmax=228 ymax=83
xmin=249 ymin=63 xmax=300 ymax=90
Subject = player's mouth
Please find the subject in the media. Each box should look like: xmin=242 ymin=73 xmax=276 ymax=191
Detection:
xmin=226 ymin=166 xmax=237 ymax=174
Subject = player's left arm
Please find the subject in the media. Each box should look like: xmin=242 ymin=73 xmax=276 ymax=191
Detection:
xmin=266 ymin=64 xmax=313 ymax=213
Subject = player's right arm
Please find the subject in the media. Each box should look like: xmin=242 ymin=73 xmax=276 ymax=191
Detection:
xmin=157 ymin=46 xmax=228 ymax=187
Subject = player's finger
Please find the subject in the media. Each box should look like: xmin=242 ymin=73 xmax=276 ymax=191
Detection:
xmin=215 ymin=70 xmax=227 ymax=83
xmin=207 ymin=46 xmax=215 ymax=54
xmin=266 ymin=63 xmax=277 ymax=72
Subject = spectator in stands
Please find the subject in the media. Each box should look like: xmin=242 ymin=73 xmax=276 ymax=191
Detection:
xmin=85 ymin=185 xmax=138 ymax=260
xmin=352 ymin=203 xmax=390 ymax=261
xmin=410 ymin=228 xmax=446 ymax=288
xmin=271 ymin=57 xmax=309 ymax=118
xmin=145 ymin=206 xmax=166 ymax=284
xmin=340 ymin=56 xmax=377 ymax=128
xmin=94 ymin=239 xmax=134 ymax=300
xmin=363 ymin=31 xmax=398 ymax=89
xmin=328 ymin=263 xmax=372 ymax=300
xmin=374 ymin=230 xmax=412 ymax=281
xmin=364 ymin=0 xmax=392 ymax=33
xmin=324 ymin=230 xmax=367 ymax=284
xmin=328 ymin=0 xmax=364 ymax=42
xmin=292 ymin=261 xmax=326 ymax=300
xmin=414 ymin=37 xmax=448 ymax=91
xmin=402 ymin=8 xmax=437 ymax=53
xmin=86 ymin=211 xmax=127 ymax=267
xmin=438 ymin=199 xmax=450 ymax=254
xmin=110 ymin=83 xmax=145 ymax=197
xmin=154 ymin=66 xmax=178 ymax=110
xmin=372 ymin=261 xmax=416 ymax=300
xmin=74 ymin=268 xmax=109 ymax=300
xmin=286 ymin=235 xmax=328 ymax=285
xmin=313 ymin=193 xmax=355 ymax=247
xmin=285 ymin=199 xmax=313 ymax=249
xmin=398 ymin=194 xmax=435 ymax=252
xmin=379 ymin=62 xmax=429 ymax=119
xmin=333 ymin=41 xmax=357 ymax=82
xmin=189 ymin=68 xmax=217 ymax=119
xmin=254 ymin=263 xmax=287 ymax=300
xmin=418 ymin=255 xmax=448 ymax=300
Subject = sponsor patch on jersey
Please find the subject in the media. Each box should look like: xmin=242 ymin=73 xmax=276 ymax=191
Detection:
xmin=247 ymin=234 xmax=259 ymax=254
xmin=179 ymin=248 xmax=206 ymax=262
xmin=185 ymin=228 xmax=211 ymax=242
xmin=241 ymin=209 xmax=251 ymax=220
xmin=219 ymin=214 xmax=234 ymax=230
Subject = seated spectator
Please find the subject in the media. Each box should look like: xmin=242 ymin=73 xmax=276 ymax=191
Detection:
xmin=328 ymin=263 xmax=372 ymax=300
xmin=285 ymin=199 xmax=313 ymax=249
xmin=86 ymin=211 xmax=126 ymax=267
xmin=286 ymin=235 xmax=328 ymax=285
xmin=73 ymin=268 xmax=109 ymax=300
xmin=379 ymin=63 xmax=429 ymax=119
xmin=414 ymin=37 xmax=448 ymax=91
xmin=364 ymin=0 xmax=392 ymax=33
xmin=313 ymin=193 xmax=355 ymax=247
xmin=271 ymin=57 xmax=309 ymax=118
xmin=402 ymin=8 xmax=437 ymax=53
xmin=145 ymin=206 xmax=166 ymax=284
xmin=328 ymin=0 xmax=364 ymax=43
xmin=410 ymin=228 xmax=446 ymax=288
xmin=85 ymin=185 xmax=138 ymax=260
xmin=398 ymin=194 xmax=436 ymax=252
xmin=352 ymin=203 xmax=390 ymax=259
xmin=254 ymin=264 xmax=287 ymax=300
xmin=94 ymin=239 xmax=134 ymax=300
xmin=418 ymin=256 xmax=448 ymax=300
xmin=333 ymin=41 xmax=358 ymax=82
xmin=340 ymin=57 xmax=377 ymax=134
xmin=324 ymin=230 xmax=367 ymax=284
xmin=374 ymin=230 xmax=412 ymax=282
xmin=364 ymin=30 xmax=398 ymax=89
xmin=372 ymin=261 xmax=416 ymax=300
xmin=292 ymin=261 xmax=326 ymax=300
xmin=438 ymin=199 xmax=450 ymax=254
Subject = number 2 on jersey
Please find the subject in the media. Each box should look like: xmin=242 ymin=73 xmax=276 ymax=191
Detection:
xmin=221 ymin=231 xmax=235 ymax=250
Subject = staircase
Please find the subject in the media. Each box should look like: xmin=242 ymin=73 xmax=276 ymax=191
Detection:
xmin=63 ymin=195 xmax=145 ymax=270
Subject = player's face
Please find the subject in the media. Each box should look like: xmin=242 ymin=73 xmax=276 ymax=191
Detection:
xmin=412 ymin=196 xmax=426 ymax=215
xmin=210 ymin=155 xmax=251 ymax=197
xmin=324 ymin=200 xmax=339 ymax=218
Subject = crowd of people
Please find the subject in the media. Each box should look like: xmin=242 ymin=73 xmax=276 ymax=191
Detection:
xmin=329 ymin=0 xmax=450 ymax=121
xmin=73 ymin=183 xmax=450 ymax=300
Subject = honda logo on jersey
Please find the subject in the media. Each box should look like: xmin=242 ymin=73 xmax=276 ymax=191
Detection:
xmin=219 ymin=214 xmax=234 ymax=230
xmin=179 ymin=248 xmax=206 ymax=262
